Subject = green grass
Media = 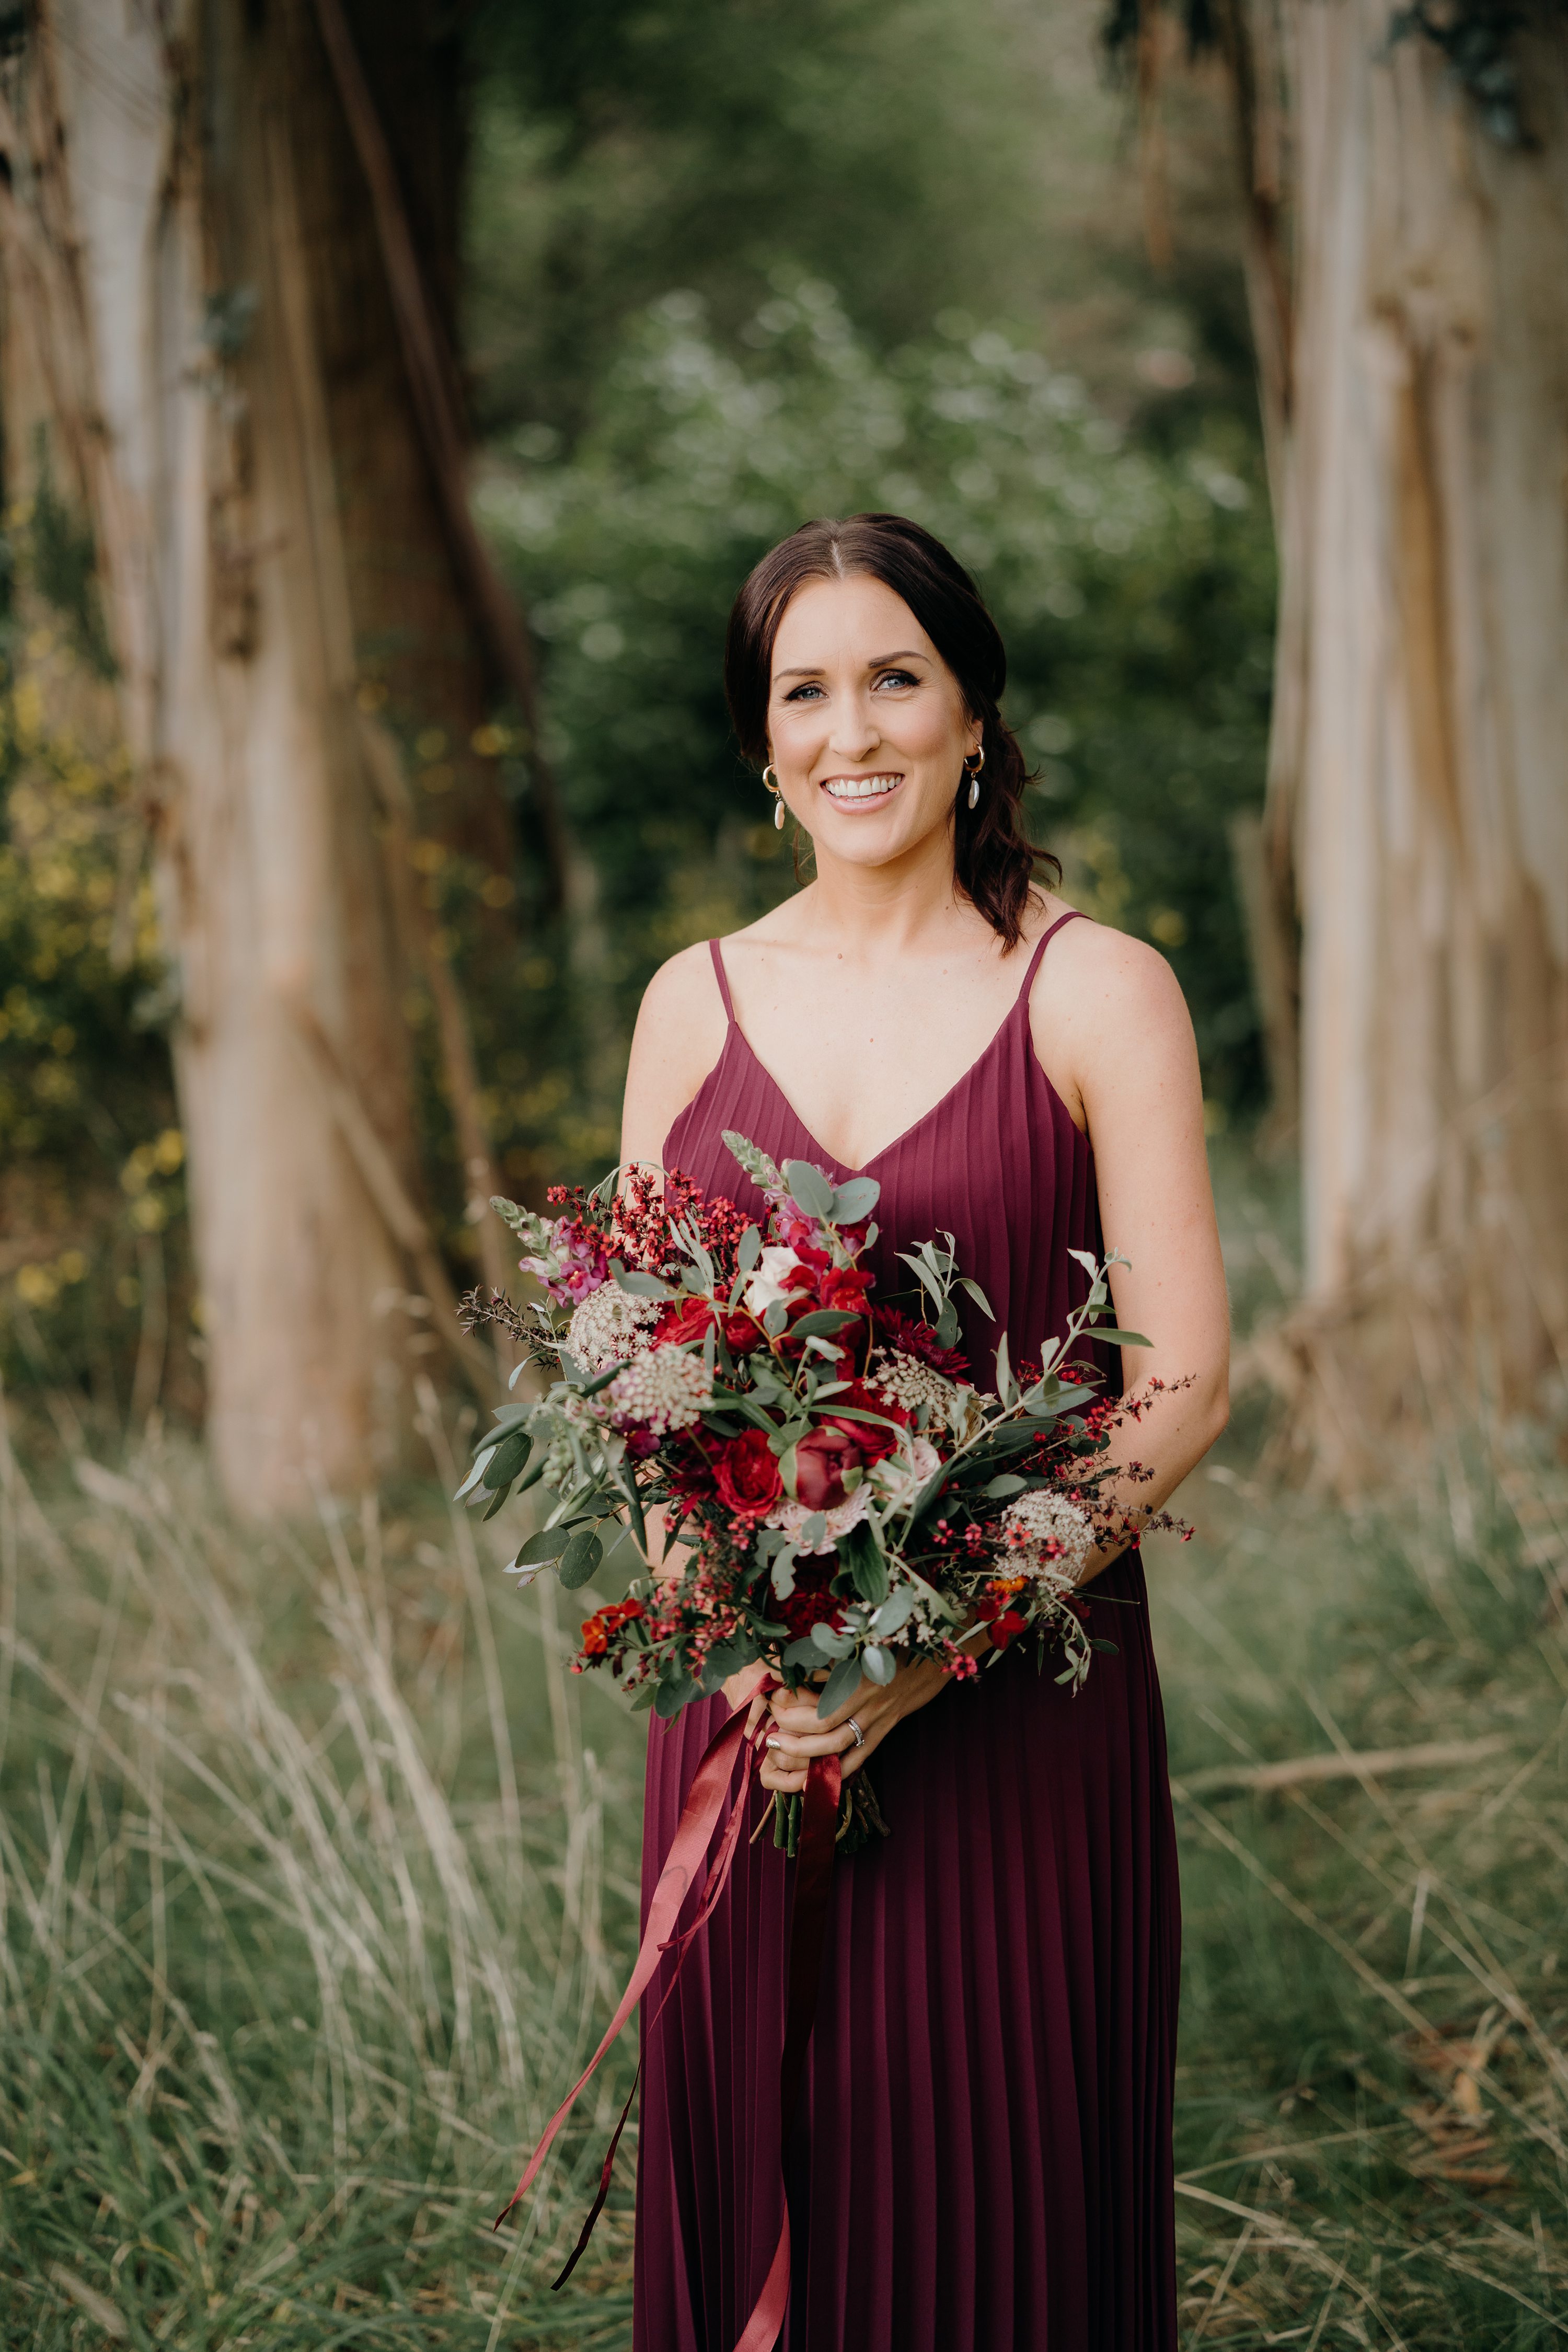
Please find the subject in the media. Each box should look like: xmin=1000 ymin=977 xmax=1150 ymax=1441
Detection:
xmin=3 ymin=1361 xmax=1567 ymax=2344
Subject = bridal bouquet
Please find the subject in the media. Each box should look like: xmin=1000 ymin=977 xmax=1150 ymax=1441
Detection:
xmin=459 ymin=1134 xmax=1179 ymax=1846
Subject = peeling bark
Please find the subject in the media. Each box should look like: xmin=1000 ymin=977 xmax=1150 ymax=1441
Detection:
xmin=1225 ymin=4 xmax=1568 ymax=1463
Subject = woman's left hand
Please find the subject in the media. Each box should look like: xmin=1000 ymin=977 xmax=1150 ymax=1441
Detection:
xmin=757 ymin=1644 xmax=979 ymax=1791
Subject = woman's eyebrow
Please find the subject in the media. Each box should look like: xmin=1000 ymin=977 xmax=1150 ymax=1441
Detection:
xmin=774 ymin=649 xmax=929 ymax=679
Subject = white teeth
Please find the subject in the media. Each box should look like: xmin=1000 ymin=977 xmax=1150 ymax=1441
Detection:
xmin=824 ymin=775 xmax=900 ymax=800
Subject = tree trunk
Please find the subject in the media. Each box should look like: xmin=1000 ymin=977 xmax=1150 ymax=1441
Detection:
xmin=1227 ymin=6 xmax=1568 ymax=1468
xmin=0 ymin=0 xmax=509 ymax=1509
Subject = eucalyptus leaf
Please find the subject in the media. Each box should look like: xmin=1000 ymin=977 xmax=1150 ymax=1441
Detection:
xmin=790 ymin=1308 xmax=861 ymax=1339
xmin=654 ymin=1673 xmax=699 ymax=1719
xmin=480 ymin=1482 xmax=513 ymax=1523
xmin=782 ymin=1159 xmax=836 ymax=1218
xmin=770 ymin=1544 xmax=799 ymax=1600
xmin=487 ymin=1401 xmax=533 ymax=1434
xmin=699 ymin=1640 xmax=752 ymax=1693
xmin=829 ymin=1175 xmax=881 ymax=1223
xmin=1088 ymin=1327 xmax=1152 ymax=1348
xmin=481 ymin=1432 xmax=531 ymax=1490
xmin=810 ymin=1620 xmax=849 ymax=1653
xmin=934 ymin=1300 xmax=960 ymax=1351
xmin=764 ymin=1298 xmax=789 ymax=1338
xmin=838 ymin=1521 xmax=889 ymax=1606
xmin=614 ymin=1264 xmax=675 ymax=1300
xmin=782 ymin=1635 xmax=825 ymax=1673
xmin=514 ymin=1524 xmax=572 ymax=1565
xmin=737 ymin=1224 xmax=763 ymax=1272
xmin=983 ymin=1473 xmax=1028 ymax=1497
xmin=994 ymin=1332 xmax=1014 ymax=1406
xmin=957 ymin=1276 xmax=994 ymax=1318
xmin=870 ymin=1589 xmax=915 ymax=1639
xmin=558 ymin=1526 xmax=604 ymax=1588
xmin=862 ymin=1644 xmax=894 ymax=1686
xmin=816 ymin=1653 xmax=863 ymax=1719
xmin=799 ymin=1511 xmax=827 ymax=1550
xmin=454 ymin=1447 xmax=496 ymax=1502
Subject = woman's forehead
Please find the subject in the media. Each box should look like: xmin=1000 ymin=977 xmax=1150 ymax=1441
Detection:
xmin=770 ymin=573 xmax=934 ymax=673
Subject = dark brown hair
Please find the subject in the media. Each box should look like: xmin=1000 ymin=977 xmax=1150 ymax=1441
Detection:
xmin=723 ymin=513 xmax=1058 ymax=948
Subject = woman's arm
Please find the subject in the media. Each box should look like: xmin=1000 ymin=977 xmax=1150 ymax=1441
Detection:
xmin=1039 ymin=919 xmax=1230 ymax=1573
xmin=760 ymin=920 xmax=1229 ymax=1793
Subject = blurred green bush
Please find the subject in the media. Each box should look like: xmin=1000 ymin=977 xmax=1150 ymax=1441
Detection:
xmin=0 ymin=492 xmax=198 ymax=1422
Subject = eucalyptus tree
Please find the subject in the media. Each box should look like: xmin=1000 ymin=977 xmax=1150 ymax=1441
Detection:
xmin=1127 ymin=0 xmax=1568 ymax=1458
xmin=0 ymin=0 xmax=528 ymax=1508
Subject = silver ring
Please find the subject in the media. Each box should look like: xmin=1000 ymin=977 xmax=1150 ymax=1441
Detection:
xmin=845 ymin=1717 xmax=865 ymax=1749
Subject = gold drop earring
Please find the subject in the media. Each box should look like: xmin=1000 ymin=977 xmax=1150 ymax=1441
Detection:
xmin=763 ymin=764 xmax=786 ymax=831
xmin=965 ymin=745 xmax=985 ymax=810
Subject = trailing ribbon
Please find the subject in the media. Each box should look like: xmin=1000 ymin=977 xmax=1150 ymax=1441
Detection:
xmin=495 ymin=1692 xmax=844 ymax=2352
xmin=732 ymin=1745 xmax=842 ymax=2352
xmin=494 ymin=1696 xmax=759 ymax=2242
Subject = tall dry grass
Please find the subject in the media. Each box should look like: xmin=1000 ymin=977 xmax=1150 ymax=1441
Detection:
xmin=2 ymin=1350 xmax=1567 ymax=2344
xmin=0 ymin=1397 xmax=647 ymax=2346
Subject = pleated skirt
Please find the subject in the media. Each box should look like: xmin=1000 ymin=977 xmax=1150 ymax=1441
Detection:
xmin=631 ymin=1548 xmax=1181 ymax=2352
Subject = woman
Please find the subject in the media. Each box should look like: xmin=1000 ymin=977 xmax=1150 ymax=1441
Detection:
xmin=619 ymin=513 xmax=1229 ymax=2350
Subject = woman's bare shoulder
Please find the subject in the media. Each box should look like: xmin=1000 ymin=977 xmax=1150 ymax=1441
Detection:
xmin=1025 ymin=904 xmax=1196 ymax=1119
xmin=620 ymin=941 xmax=730 ymax=1165
xmin=1033 ymin=904 xmax=1186 ymax=1013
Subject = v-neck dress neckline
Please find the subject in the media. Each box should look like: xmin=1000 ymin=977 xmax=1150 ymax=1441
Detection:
xmin=670 ymin=908 xmax=1086 ymax=1180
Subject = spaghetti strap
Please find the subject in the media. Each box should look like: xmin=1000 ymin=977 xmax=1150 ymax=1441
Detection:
xmin=1014 ymin=906 xmax=1086 ymax=1005
xmin=707 ymin=937 xmax=736 ymax=1024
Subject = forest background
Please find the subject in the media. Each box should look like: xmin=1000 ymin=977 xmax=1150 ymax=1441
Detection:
xmin=0 ymin=0 xmax=1272 ymax=1412
xmin=3 ymin=1 xmax=1568 ymax=2346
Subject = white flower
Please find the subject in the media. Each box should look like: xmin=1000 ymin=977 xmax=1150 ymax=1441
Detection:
xmin=869 ymin=1434 xmax=942 ymax=1511
xmin=868 ymin=1348 xmax=978 ymax=1436
xmin=743 ymin=1245 xmax=803 ymax=1316
xmin=608 ymin=1345 xmax=713 ymax=1436
xmin=767 ymin=1484 xmax=872 ymax=1555
xmin=567 ymin=1284 xmax=660 ymax=1374
xmin=997 ymin=1490 xmax=1094 ymax=1589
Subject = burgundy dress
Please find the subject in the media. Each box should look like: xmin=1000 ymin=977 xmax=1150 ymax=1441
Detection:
xmin=633 ymin=913 xmax=1180 ymax=2351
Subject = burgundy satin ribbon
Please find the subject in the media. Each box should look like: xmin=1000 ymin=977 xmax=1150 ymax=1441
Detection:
xmin=495 ymin=1697 xmax=759 ymax=2239
xmin=732 ymin=1745 xmax=843 ymax=2352
xmin=494 ymin=1689 xmax=845 ymax=2352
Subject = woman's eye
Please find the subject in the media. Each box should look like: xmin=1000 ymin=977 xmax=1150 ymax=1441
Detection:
xmin=874 ymin=670 xmax=919 ymax=690
xmin=782 ymin=683 xmax=825 ymax=702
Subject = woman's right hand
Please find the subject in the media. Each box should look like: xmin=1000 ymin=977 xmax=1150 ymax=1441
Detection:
xmin=723 ymin=1658 xmax=774 ymax=1743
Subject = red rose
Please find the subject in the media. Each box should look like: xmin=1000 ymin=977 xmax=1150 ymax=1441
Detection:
xmin=656 ymin=1295 xmax=714 ymax=1347
xmin=988 ymin=1610 xmax=1028 ymax=1650
xmin=713 ymin=1427 xmax=783 ymax=1516
xmin=818 ymin=1266 xmax=872 ymax=1315
xmin=721 ymin=1311 xmax=763 ymax=1354
xmin=794 ymin=1424 xmax=866 ymax=1511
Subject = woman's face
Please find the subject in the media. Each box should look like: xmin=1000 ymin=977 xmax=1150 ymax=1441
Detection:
xmin=765 ymin=573 xmax=979 ymax=871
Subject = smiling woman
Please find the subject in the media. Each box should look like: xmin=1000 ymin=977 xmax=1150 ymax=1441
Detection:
xmin=723 ymin=512 xmax=1057 ymax=950
xmin=619 ymin=513 xmax=1230 ymax=2351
